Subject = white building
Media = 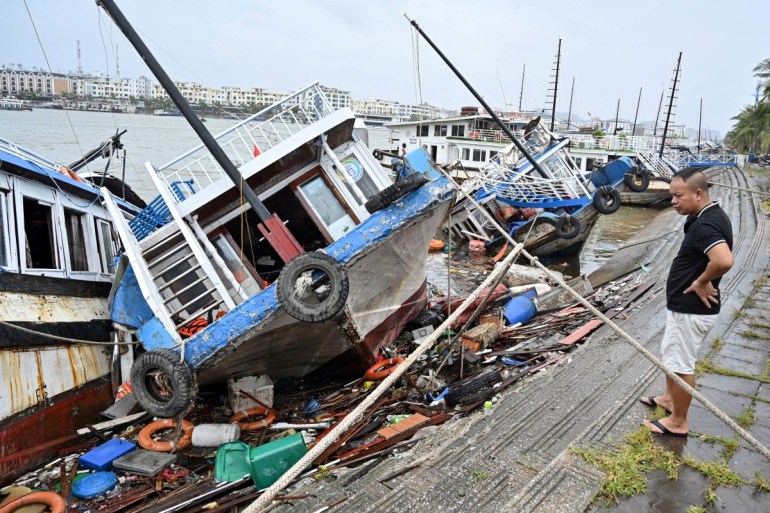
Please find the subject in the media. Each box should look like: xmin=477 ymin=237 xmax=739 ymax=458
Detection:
xmin=0 ymin=68 xmax=69 ymax=96
xmin=320 ymin=85 xmax=351 ymax=110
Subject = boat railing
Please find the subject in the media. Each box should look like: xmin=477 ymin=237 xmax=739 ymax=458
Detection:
xmin=155 ymin=82 xmax=334 ymax=201
xmin=681 ymin=153 xmax=745 ymax=168
xmin=0 ymin=136 xmax=62 ymax=172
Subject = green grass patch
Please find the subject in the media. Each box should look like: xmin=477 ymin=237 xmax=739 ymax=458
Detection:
xmin=467 ymin=468 xmax=490 ymax=483
xmin=692 ymin=433 xmax=740 ymax=460
xmin=736 ymin=405 xmax=757 ymax=429
xmin=682 ymin=457 xmax=744 ymax=487
xmin=741 ymin=330 xmax=770 ymax=340
xmin=710 ymin=337 xmax=724 ymax=352
xmin=749 ymin=320 xmax=770 ymax=330
xmin=754 ymin=471 xmax=770 ymax=492
xmin=696 ymin=359 xmax=768 ymax=382
xmin=687 ymin=506 xmax=707 ymax=513
xmin=570 ymin=428 xmax=679 ymax=505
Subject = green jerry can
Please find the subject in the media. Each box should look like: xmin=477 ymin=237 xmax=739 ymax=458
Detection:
xmin=248 ymin=432 xmax=308 ymax=489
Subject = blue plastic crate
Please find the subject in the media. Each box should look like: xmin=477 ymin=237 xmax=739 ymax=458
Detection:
xmin=80 ymin=438 xmax=136 ymax=470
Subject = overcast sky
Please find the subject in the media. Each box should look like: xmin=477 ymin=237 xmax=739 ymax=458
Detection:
xmin=4 ymin=0 xmax=768 ymax=136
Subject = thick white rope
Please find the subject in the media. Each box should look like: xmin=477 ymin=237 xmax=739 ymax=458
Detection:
xmin=245 ymin=243 xmax=526 ymax=512
xmin=440 ymin=170 xmax=770 ymax=462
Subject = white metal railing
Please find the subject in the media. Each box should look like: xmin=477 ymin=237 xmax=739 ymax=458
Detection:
xmin=155 ymin=83 xmax=334 ymax=201
xmin=0 ymin=136 xmax=63 ymax=172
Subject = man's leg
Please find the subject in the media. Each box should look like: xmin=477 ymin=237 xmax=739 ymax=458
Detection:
xmin=646 ymin=373 xmax=695 ymax=435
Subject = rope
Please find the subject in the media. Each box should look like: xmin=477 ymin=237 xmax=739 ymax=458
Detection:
xmin=0 ymin=319 xmax=135 ymax=345
xmin=245 ymin=243 xmax=526 ymax=512
xmin=709 ymin=180 xmax=770 ymax=196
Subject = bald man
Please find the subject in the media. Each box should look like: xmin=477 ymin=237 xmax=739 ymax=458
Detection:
xmin=639 ymin=168 xmax=734 ymax=436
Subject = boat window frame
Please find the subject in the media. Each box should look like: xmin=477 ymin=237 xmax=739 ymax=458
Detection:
xmin=0 ymin=186 xmax=13 ymax=269
xmin=62 ymin=207 xmax=92 ymax=273
xmin=94 ymin=216 xmax=118 ymax=275
xmin=16 ymin=183 xmax=66 ymax=277
xmin=293 ymin=169 xmax=356 ymax=243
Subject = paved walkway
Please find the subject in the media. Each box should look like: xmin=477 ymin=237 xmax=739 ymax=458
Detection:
xmin=270 ymin=166 xmax=769 ymax=513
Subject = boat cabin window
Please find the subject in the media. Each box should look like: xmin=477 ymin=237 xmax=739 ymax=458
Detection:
xmin=297 ymin=175 xmax=355 ymax=241
xmin=418 ymin=125 xmax=429 ymax=137
xmin=462 ymin=148 xmax=470 ymax=160
xmin=434 ymin=125 xmax=448 ymax=137
xmin=472 ymin=149 xmax=486 ymax=162
xmin=64 ymin=209 xmax=88 ymax=272
xmin=451 ymin=125 xmax=465 ymax=137
xmin=339 ymin=155 xmax=380 ymax=206
xmin=22 ymin=197 xmax=60 ymax=270
xmin=95 ymin=218 xmax=117 ymax=274
xmin=489 ymin=151 xmax=498 ymax=161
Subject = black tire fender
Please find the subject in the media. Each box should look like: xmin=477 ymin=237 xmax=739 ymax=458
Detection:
xmin=276 ymin=252 xmax=349 ymax=323
xmin=592 ymin=185 xmax=621 ymax=215
xmin=364 ymin=173 xmax=428 ymax=214
xmin=555 ymin=214 xmax=581 ymax=239
xmin=131 ymin=348 xmax=196 ymax=418
xmin=623 ymin=167 xmax=650 ymax=192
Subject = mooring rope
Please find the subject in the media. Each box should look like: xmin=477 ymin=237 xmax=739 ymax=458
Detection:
xmin=0 ymin=319 xmax=135 ymax=345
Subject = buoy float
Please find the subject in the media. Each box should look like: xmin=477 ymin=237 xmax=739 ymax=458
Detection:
xmin=0 ymin=492 xmax=66 ymax=513
xmin=138 ymin=419 xmax=194 ymax=452
xmin=364 ymin=357 xmax=405 ymax=381
xmin=229 ymin=406 xmax=276 ymax=431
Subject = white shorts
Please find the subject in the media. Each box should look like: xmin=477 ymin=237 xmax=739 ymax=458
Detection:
xmin=660 ymin=310 xmax=717 ymax=375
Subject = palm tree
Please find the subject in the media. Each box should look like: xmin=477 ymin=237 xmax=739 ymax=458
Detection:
xmin=754 ymin=58 xmax=770 ymax=100
xmin=727 ymin=57 xmax=770 ymax=153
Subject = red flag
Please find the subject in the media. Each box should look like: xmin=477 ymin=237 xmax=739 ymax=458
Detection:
xmin=253 ymin=144 xmax=261 ymax=157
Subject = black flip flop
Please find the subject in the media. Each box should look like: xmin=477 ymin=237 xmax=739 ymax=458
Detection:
xmin=646 ymin=419 xmax=688 ymax=437
xmin=639 ymin=396 xmax=672 ymax=413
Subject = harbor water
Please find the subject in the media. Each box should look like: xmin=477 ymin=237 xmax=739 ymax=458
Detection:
xmin=0 ymin=109 xmax=657 ymax=275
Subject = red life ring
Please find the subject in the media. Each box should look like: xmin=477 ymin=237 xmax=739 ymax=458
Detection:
xmin=364 ymin=357 xmax=405 ymax=381
xmin=138 ymin=419 xmax=194 ymax=452
xmin=229 ymin=406 xmax=276 ymax=431
xmin=0 ymin=492 xmax=65 ymax=513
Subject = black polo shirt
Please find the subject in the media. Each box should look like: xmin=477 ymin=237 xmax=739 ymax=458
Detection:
xmin=666 ymin=202 xmax=733 ymax=315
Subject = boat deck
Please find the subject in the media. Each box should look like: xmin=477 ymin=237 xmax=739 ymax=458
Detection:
xmin=270 ymin=166 xmax=770 ymax=512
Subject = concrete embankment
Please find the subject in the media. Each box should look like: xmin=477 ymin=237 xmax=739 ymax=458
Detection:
xmin=271 ymin=166 xmax=769 ymax=513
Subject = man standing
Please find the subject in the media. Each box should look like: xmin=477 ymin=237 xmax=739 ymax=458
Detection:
xmin=640 ymin=168 xmax=734 ymax=436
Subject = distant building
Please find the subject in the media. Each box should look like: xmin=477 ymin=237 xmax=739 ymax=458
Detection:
xmin=0 ymin=68 xmax=69 ymax=96
xmin=320 ymin=85 xmax=351 ymax=110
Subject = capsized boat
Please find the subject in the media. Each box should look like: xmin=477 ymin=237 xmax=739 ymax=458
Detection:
xmin=446 ymin=118 xmax=650 ymax=256
xmin=103 ymin=83 xmax=456 ymax=418
xmin=0 ymin=135 xmax=142 ymax=486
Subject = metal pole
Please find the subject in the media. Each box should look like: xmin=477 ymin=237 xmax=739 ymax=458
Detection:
xmin=613 ymin=98 xmax=620 ymax=135
xmin=653 ymin=89 xmax=664 ymax=137
xmin=518 ymin=63 xmax=525 ymax=111
xmin=566 ymin=76 xmax=575 ymax=131
xmin=659 ymin=52 xmax=682 ymax=159
xmin=406 ymin=17 xmax=549 ymax=177
xmin=96 ymin=0 xmax=272 ymax=222
xmin=697 ymin=98 xmax=702 ymax=155
xmin=550 ymin=39 xmax=561 ymax=133
xmin=632 ymin=87 xmax=642 ymax=136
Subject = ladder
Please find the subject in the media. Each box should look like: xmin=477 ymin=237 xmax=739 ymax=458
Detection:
xmin=102 ymin=165 xmax=246 ymax=343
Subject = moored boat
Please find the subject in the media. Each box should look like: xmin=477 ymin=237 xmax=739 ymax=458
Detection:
xmin=0 ymin=136 xmax=142 ymax=485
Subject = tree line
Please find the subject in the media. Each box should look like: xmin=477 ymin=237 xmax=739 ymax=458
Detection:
xmin=726 ymin=59 xmax=770 ymax=154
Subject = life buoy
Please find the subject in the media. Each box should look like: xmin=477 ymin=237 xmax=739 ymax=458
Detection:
xmin=229 ymin=407 xmax=276 ymax=431
xmin=138 ymin=419 xmax=194 ymax=452
xmin=469 ymin=131 xmax=480 ymax=140
xmin=0 ymin=492 xmax=65 ymax=513
xmin=364 ymin=357 xmax=405 ymax=381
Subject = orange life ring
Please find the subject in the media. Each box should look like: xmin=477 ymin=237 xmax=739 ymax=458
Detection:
xmin=229 ymin=407 xmax=276 ymax=431
xmin=138 ymin=419 xmax=194 ymax=452
xmin=364 ymin=357 xmax=405 ymax=381
xmin=0 ymin=492 xmax=65 ymax=513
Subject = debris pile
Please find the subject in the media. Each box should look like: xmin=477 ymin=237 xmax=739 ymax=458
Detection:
xmin=1 ymin=250 xmax=653 ymax=513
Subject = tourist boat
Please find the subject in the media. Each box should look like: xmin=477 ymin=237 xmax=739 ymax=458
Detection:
xmin=101 ymin=82 xmax=455 ymax=418
xmin=445 ymin=118 xmax=648 ymax=256
xmin=0 ymin=98 xmax=33 ymax=111
xmin=0 ymin=135 xmax=142 ymax=486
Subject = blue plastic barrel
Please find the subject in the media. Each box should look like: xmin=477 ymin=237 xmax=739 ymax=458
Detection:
xmin=503 ymin=289 xmax=538 ymax=325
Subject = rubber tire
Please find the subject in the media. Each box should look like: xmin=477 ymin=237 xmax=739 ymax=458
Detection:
xmin=592 ymin=186 xmax=621 ymax=215
xmin=131 ymin=348 xmax=195 ymax=418
xmin=364 ymin=173 xmax=428 ymax=214
xmin=555 ymin=214 xmax=581 ymax=240
xmin=276 ymin=252 xmax=349 ymax=323
xmin=623 ymin=168 xmax=650 ymax=192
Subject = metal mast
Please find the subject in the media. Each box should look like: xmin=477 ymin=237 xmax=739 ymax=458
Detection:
xmin=653 ymin=89 xmax=664 ymax=137
xmin=96 ymin=0 xmax=274 ymax=223
xmin=76 ymin=40 xmax=83 ymax=75
xmin=546 ymin=39 xmax=562 ymax=132
xmin=613 ymin=98 xmax=620 ymax=135
xmin=566 ymin=76 xmax=575 ymax=131
xmin=632 ymin=87 xmax=642 ymax=136
xmin=697 ymin=98 xmax=702 ymax=155
xmin=406 ymin=17 xmax=549 ymax=177
xmin=518 ymin=63 xmax=525 ymax=111
xmin=659 ymin=52 xmax=682 ymax=158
